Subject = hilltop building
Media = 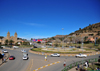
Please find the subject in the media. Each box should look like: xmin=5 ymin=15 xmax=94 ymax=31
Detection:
xmin=0 ymin=32 xmax=17 ymax=44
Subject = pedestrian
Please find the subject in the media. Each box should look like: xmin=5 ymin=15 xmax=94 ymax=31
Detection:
xmin=3 ymin=58 xmax=5 ymax=62
xmin=87 ymin=61 xmax=89 ymax=67
xmin=96 ymin=67 xmax=100 ymax=70
xmin=85 ymin=61 xmax=88 ymax=68
xmin=45 ymin=55 xmax=47 ymax=61
xmin=63 ymin=60 xmax=66 ymax=67
xmin=2 ymin=58 xmax=3 ymax=63
xmin=27 ymin=53 xmax=28 ymax=56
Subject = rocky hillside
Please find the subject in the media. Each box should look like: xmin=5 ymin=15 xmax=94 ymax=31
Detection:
xmin=72 ymin=22 xmax=100 ymax=34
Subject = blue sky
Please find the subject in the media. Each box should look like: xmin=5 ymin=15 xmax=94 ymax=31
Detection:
xmin=0 ymin=0 xmax=100 ymax=39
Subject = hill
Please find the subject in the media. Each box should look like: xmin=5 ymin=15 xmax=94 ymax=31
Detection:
xmin=70 ymin=22 xmax=100 ymax=35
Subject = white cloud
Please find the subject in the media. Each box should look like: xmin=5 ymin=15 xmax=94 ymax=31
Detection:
xmin=12 ymin=20 xmax=45 ymax=27
xmin=19 ymin=35 xmax=51 ymax=40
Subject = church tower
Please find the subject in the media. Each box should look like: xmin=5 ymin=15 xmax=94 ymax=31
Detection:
xmin=7 ymin=31 xmax=10 ymax=40
xmin=14 ymin=32 xmax=17 ymax=44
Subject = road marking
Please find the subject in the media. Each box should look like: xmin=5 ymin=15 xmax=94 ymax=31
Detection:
xmin=33 ymin=61 xmax=60 ymax=71
xmin=26 ymin=60 xmax=31 ymax=71
xmin=26 ymin=59 xmax=33 ymax=71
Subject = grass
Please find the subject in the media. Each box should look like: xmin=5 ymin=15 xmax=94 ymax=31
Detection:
xmin=52 ymin=43 xmax=100 ymax=48
xmin=19 ymin=45 xmax=33 ymax=48
xmin=31 ymin=48 xmax=92 ymax=54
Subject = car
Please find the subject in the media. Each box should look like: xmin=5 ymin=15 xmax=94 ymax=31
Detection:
xmin=51 ymin=53 xmax=60 ymax=57
xmin=2 ymin=49 xmax=8 ymax=53
xmin=0 ymin=46 xmax=3 ymax=49
xmin=23 ymin=56 xmax=28 ymax=60
xmin=13 ymin=46 xmax=19 ymax=49
xmin=21 ymin=49 xmax=26 ymax=53
xmin=75 ymin=53 xmax=87 ymax=58
xmin=9 ymin=56 xmax=15 ymax=60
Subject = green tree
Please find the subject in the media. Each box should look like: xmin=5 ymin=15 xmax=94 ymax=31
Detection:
xmin=9 ymin=40 xmax=14 ymax=45
xmin=79 ymin=28 xmax=81 ymax=30
xmin=51 ymin=37 xmax=55 ymax=40
xmin=5 ymin=39 xmax=8 ymax=45
xmin=54 ymin=43 xmax=58 ymax=47
xmin=23 ymin=42 xmax=30 ymax=45
xmin=84 ymin=36 xmax=88 ymax=41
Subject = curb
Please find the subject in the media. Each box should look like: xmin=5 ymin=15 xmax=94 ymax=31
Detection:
xmin=4 ymin=48 xmax=14 ymax=50
xmin=29 ymin=50 xmax=100 ymax=57
xmin=33 ymin=61 xmax=60 ymax=71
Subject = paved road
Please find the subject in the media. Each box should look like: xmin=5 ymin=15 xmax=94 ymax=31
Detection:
xmin=0 ymin=48 xmax=99 ymax=71
xmin=39 ymin=54 xmax=100 ymax=71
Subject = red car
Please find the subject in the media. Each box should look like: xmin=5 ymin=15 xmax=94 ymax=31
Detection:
xmin=9 ymin=56 xmax=15 ymax=60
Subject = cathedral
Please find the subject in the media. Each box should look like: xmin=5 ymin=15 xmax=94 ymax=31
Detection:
xmin=0 ymin=32 xmax=17 ymax=44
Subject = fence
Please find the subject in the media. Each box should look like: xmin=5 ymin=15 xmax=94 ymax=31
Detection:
xmin=62 ymin=58 xmax=99 ymax=71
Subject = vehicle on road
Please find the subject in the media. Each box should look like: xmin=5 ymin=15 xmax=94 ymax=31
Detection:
xmin=2 ymin=49 xmax=8 ymax=53
xmin=9 ymin=56 xmax=15 ymax=60
xmin=21 ymin=49 xmax=26 ymax=53
xmin=23 ymin=56 xmax=28 ymax=60
xmin=13 ymin=46 xmax=19 ymax=49
xmin=75 ymin=53 xmax=87 ymax=58
xmin=51 ymin=53 xmax=60 ymax=57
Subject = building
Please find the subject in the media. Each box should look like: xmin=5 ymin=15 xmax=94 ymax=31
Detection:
xmin=0 ymin=31 xmax=17 ymax=44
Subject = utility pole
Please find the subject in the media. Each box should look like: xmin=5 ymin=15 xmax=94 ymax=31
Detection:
xmin=62 ymin=28 xmax=64 ymax=50
xmin=82 ymin=37 xmax=84 ymax=69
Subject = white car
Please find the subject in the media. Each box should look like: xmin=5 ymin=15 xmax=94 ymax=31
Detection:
xmin=23 ymin=56 xmax=28 ymax=60
xmin=75 ymin=53 xmax=87 ymax=58
xmin=21 ymin=49 xmax=26 ymax=53
xmin=2 ymin=49 xmax=8 ymax=53
xmin=13 ymin=46 xmax=19 ymax=49
xmin=51 ymin=53 xmax=60 ymax=57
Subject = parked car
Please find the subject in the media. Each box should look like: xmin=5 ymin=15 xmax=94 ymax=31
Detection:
xmin=21 ymin=49 xmax=26 ymax=53
xmin=2 ymin=49 xmax=8 ymax=53
xmin=9 ymin=56 xmax=15 ymax=60
xmin=23 ymin=56 xmax=28 ymax=60
xmin=51 ymin=53 xmax=60 ymax=57
xmin=75 ymin=53 xmax=87 ymax=58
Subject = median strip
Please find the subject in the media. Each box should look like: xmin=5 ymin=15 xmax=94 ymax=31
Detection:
xmin=33 ymin=61 xmax=60 ymax=71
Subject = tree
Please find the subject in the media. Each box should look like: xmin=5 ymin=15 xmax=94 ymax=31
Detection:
xmin=51 ymin=37 xmax=55 ymax=40
xmin=89 ymin=24 xmax=91 ymax=26
xmin=5 ymin=39 xmax=8 ymax=45
xmin=79 ymin=28 xmax=81 ymax=30
xmin=22 ymin=42 xmax=30 ymax=45
xmin=37 ymin=41 xmax=41 ymax=44
xmin=69 ymin=37 xmax=73 ymax=42
xmin=84 ymin=36 xmax=88 ymax=41
xmin=9 ymin=40 xmax=14 ymax=45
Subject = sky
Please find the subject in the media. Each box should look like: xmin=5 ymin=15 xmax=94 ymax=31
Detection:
xmin=0 ymin=0 xmax=100 ymax=39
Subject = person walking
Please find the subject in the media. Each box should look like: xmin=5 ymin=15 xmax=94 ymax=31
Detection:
xmin=45 ymin=55 xmax=47 ymax=61
xmin=85 ymin=61 xmax=88 ymax=68
xmin=87 ymin=61 xmax=89 ymax=67
xmin=63 ymin=60 xmax=66 ymax=67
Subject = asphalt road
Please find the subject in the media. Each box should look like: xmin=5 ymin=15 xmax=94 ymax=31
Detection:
xmin=0 ymin=48 xmax=99 ymax=71
xmin=0 ymin=48 xmax=29 ymax=71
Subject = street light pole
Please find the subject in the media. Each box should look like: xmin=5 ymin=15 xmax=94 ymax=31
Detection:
xmin=62 ymin=28 xmax=64 ymax=49
xmin=82 ymin=37 xmax=84 ymax=68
